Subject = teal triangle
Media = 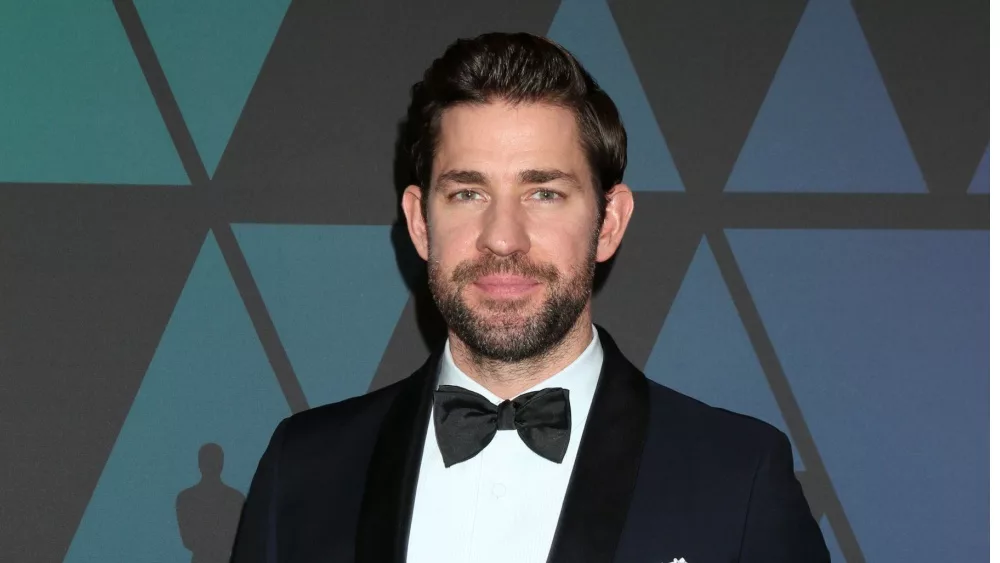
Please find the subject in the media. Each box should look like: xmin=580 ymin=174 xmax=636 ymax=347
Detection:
xmin=968 ymin=146 xmax=988 ymax=193
xmin=643 ymin=237 xmax=802 ymax=469
xmin=233 ymin=225 xmax=410 ymax=406
xmin=0 ymin=0 xmax=186 ymax=184
xmin=820 ymin=516 xmax=847 ymax=563
xmin=726 ymin=0 xmax=926 ymax=193
xmin=134 ymin=0 xmax=290 ymax=177
xmin=64 ymin=232 xmax=289 ymax=562
xmin=547 ymin=0 xmax=684 ymax=191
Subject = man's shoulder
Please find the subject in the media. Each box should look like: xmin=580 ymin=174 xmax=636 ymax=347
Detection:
xmin=644 ymin=378 xmax=789 ymax=457
xmin=597 ymin=326 xmax=788 ymax=454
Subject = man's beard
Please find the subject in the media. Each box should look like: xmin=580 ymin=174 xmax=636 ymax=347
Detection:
xmin=427 ymin=237 xmax=597 ymax=363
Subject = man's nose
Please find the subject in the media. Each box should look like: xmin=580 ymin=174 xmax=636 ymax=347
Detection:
xmin=476 ymin=196 xmax=530 ymax=257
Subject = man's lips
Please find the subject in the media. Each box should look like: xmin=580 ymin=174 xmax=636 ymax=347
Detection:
xmin=472 ymin=275 xmax=541 ymax=297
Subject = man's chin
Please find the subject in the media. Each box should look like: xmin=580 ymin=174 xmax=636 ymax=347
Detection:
xmin=458 ymin=323 xmax=544 ymax=362
xmin=447 ymin=300 xmax=584 ymax=362
xmin=467 ymin=300 xmax=542 ymax=324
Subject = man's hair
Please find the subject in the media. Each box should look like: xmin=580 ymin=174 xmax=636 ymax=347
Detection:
xmin=406 ymin=32 xmax=627 ymax=221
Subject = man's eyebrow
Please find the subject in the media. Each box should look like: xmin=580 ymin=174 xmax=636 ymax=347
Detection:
xmin=433 ymin=168 xmax=583 ymax=191
xmin=518 ymin=168 xmax=582 ymax=190
xmin=433 ymin=170 xmax=487 ymax=191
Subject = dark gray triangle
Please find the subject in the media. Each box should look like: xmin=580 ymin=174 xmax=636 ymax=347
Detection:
xmin=369 ymin=295 xmax=447 ymax=392
xmin=369 ymin=224 xmax=447 ymax=391
xmin=590 ymin=192 xmax=704 ymax=367
xmin=214 ymin=0 xmax=562 ymax=225
xmin=610 ymin=0 xmax=807 ymax=194
xmin=0 ymin=187 xmax=204 ymax=563
xmin=854 ymin=0 xmax=988 ymax=194
xmin=132 ymin=0 xmax=292 ymax=177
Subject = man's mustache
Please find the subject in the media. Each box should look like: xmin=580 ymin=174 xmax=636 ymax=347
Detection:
xmin=451 ymin=255 xmax=560 ymax=286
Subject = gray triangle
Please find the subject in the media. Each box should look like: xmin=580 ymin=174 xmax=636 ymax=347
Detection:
xmin=610 ymin=0 xmax=807 ymax=193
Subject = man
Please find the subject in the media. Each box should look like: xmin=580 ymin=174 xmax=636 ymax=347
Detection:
xmin=231 ymin=32 xmax=829 ymax=563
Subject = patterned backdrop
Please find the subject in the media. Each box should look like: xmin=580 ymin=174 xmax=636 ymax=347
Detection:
xmin=0 ymin=0 xmax=988 ymax=561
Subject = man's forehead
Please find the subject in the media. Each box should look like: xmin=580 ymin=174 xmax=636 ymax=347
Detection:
xmin=431 ymin=103 xmax=587 ymax=180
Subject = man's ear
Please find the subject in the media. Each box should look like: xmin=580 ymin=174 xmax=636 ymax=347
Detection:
xmin=401 ymin=185 xmax=429 ymax=261
xmin=595 ymin=184 xmax=634 ymax=263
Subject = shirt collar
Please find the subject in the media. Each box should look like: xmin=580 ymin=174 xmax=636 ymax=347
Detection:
xmin=437 ymin=324 xmax=604 ymax=408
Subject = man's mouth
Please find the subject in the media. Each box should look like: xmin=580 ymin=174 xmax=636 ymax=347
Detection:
xmin=472 ymin=275 xmax=542 ymax=298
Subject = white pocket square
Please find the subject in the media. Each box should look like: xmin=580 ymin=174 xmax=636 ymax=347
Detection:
xmin=668 ymin=559 xmax=687 ymax=563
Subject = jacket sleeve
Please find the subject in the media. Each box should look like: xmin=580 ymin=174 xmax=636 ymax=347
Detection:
xmin=738 ymin=430 xmax=831 ymax=563
xmin=230 ymin=418 xmax=289 ymax=563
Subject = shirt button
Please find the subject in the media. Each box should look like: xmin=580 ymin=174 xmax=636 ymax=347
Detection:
xmin=492 ymin=483 xmax=506 ymax=498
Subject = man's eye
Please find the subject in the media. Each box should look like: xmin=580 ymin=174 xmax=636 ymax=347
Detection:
xmin=452 ymin=190 xmax=480 ymax=201
xmin=532 ymin=189 xmax=562 ymax=201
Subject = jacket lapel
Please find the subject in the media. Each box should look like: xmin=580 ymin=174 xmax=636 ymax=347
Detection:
xmin=355 ymin=326 xmax=651 ymax=563
xmin=355 ymin=349 xmax=440 ymax=563
xmin=546 ymin=325 xmax=651 ymax=563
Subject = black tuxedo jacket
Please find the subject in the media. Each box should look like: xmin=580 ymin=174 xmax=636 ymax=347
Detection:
xmin=231 ymin=326 xmax=829 ymax=562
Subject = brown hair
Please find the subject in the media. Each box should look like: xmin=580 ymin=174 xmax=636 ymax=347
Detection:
xmin=406 ymin=32 xmax=627 ymax=221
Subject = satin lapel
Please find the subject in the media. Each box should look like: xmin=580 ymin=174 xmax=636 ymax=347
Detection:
xmin=546 ymin=326 xmax=651 ymax=563
xmin=355 ymin=350 xmax=440 ymax=563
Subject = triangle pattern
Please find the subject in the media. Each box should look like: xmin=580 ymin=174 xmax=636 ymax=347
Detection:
xmin=233 ymin=225 xmax=410 ymax=406
xmin=609 ymin=0 xmax=807 ymax=194
xmin=64 ymin=232 xmax=290 ymax=562
xmin=643 ymin=237 xmax=803 ymax=469
xmin=547 ymin=0 xmax=683 ymax=191
xmin=134 ymin=0 xmax=291 ymax=177
xmin=727 ymin=229 xmax=988 ymax=561
xmin=968 ymin=145 xmax=988 ymax=193
xmin=726 ymin=0 xmax=926 ymax=193
xmin=853 ymin=0 xmax=988 ymax=195
xmin=0 ymin=0 xmax=186 ymax=184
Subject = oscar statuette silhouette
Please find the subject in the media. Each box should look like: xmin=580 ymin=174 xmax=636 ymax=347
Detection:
xmin=176 ymin=443 xmax=246 ymax=563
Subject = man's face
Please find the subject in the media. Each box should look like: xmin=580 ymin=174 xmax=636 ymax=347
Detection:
xmin=416 ymin=102 xmax=603 ymax=362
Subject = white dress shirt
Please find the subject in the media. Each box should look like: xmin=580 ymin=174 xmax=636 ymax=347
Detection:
xmin=405 ymin=325 xmax=604 ymax=563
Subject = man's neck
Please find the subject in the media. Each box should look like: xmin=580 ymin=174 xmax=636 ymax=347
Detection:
xmin=447 ymin=312 xmax=595 ymax=400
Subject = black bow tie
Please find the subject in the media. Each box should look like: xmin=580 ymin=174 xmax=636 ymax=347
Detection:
xmin=432 ymin=384 xmax=571 ymax=468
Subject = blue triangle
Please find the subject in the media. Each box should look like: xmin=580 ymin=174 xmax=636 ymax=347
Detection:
xmin=134 ymin=0 xmax=290 ymax=177
xmin=819 ymin=516 xmax=847 ymax=563
xmin=65 ymin=233 xmax=290 ymax=562
xmin=0 ymin=0 xmax=186 ymax=184
xmin=547 ymin=0 xmax=684 ymax=191
xmin=233 ymin=225 xmax=410 ymax=406
xmin=726 ymin=0 xmax=926 ymax=193
xmin=644 ymin=237 xmax=803 ymax=469
xmin=727 ymin=229 xmax=988 ymax=561
xmin=968 ymin=146 xmax=988 ymax=193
